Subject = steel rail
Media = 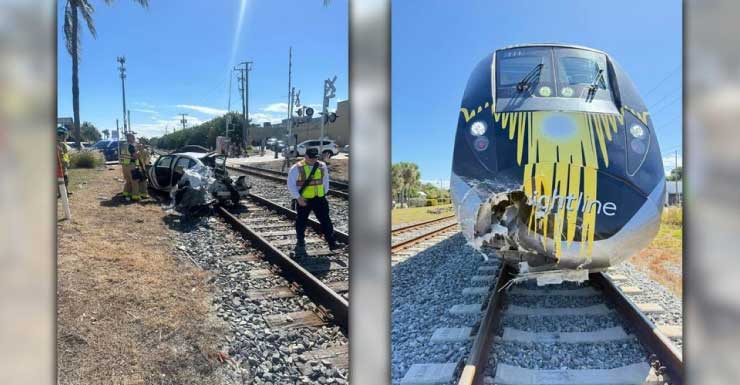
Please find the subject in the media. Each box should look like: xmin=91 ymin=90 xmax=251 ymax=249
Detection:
xmin=391 ymin=215 xmax=456 ymax=235
xmin=247 ymin=193 xmax=349 ymax=244
xmin=390 ymin=222 xmax=458 ymax=253
xmin=591 ymin=272 xmax=683 ymax=384
xmin=217 ymin=206 xmax=349 ymax=331
xmin=227 ymin=165 xmax=349 ymax=199
xmin=239 ymin=164 xmax=349 ymax=192
xmin=458 ymin=264 xmax=513 ymax=385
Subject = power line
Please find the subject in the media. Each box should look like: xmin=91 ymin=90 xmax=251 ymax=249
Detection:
xmin=647 ymin=85 xmax=681 ymax=109
xmin=643 ymin=65 xmax=681 ymax=98
xmin=650 ymin=94 xmax=682 ymax=115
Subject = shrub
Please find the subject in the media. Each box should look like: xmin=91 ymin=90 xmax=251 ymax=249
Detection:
xmin=70 ymin=150 xmax=105 ymax=169
xmin=407 ymin=197 xmax=427 ymax=208
xmin=426 ymin=198 xmax=438 ymax=206
xmin=662 ymin=206 xmax=682 ymax=226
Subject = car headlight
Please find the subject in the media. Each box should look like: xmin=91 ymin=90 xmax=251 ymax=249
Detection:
xmin=470 ymin=121 xmax=487 ymax=136
xmin=629 ymin=124 xmax=645 ymax=139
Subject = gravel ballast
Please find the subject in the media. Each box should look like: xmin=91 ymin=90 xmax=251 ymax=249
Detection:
xmin=171 ymin=214 xmax=349 ymax=384
xmin=392 ymin=233 xmax=500 ymax=385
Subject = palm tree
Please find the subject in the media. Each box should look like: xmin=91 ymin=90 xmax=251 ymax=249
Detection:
xmin=63 ymin=0 xmax=149 ymax=148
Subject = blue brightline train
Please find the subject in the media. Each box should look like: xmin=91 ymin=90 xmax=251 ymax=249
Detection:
xmin=451 ymin=44 xmax=666 ymax=282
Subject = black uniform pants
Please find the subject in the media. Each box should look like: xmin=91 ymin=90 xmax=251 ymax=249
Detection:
xmin=295 ymin=196 xmax=335 ymax=245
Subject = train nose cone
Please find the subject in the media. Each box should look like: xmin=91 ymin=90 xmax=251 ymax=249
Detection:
xmin=541 ymin=113 xmax=578 ymax=141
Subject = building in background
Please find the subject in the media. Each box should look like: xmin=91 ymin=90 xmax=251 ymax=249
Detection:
xmin=250 ymin=100 xmax=350 ymax=146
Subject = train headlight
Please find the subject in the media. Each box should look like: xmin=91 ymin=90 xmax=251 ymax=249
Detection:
xmin=630 ymin=139 xmax=646 ymax=153
xmin=474 ymin=136 xmax=489 ymax=151
xmin=538 ymin=86 xmax=552 ymax=97
xmin=629 ymin=124 xmax=645 ymax=139
xmin=470 ymin=121 xmax=487 ymax=136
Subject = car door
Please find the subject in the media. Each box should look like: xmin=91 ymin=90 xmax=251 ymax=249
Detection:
xmin=172 ymin=156 xmax=197 ymax=186
xmin=152 ymin=155 xmax=175 ymax=189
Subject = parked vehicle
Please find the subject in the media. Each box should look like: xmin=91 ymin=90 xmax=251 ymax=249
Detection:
xmin=65 ymin=141 xmax=90 ymax=151
xmin=91 ymin=140 xmax=123 ymax=161
xmin=275 ymin=140 xmax=286 ymax=152
xmin=286 ymin=139 xmax=340 ymax=158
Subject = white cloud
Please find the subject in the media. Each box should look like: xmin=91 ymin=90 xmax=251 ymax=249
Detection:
xmin=262 ymin=102 xmax=289 ymax=113
xmin=133 ymin=101 xmax=155 ymax=108
xmin=131 ymin=108 xmax=157 ymax=114
xmin=132 ymin=115 xmax=206 ymax=138
xmin=250 ymin=112 xmax=284 ymax=125
xmin=176 ymin=104 xmax=228 ymax=116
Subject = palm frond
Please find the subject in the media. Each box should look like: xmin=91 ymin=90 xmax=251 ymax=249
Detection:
xmin=63 ymin=1 xmax=74 ymax=56
xmin=78 ymin=0 xmax=97 ymax=39
xmin=103 ymin=0 xmax=150 ymax=7
xmin=63 ymin=0 xmax=81 ymax=59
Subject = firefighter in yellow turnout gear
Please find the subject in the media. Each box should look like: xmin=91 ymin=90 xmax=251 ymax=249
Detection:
xmin=56 ymin=126 xmax=72 ymax=196
xmin=135 ymin=143 xmax=151 ymax=199
xmin=287 ymin=148 xmax=338 ymax=250
xmin=120 ymin=133 xmax=141 ymax=201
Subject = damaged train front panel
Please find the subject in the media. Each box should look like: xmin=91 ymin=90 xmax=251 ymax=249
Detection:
xmin=451 ymin=45 xmax=665 ymax=280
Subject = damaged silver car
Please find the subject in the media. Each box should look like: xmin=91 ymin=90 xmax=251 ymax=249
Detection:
xmin=147 ymin=151 xmax=250 ymax=211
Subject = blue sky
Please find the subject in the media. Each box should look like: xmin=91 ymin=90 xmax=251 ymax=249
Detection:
xmin=57 ymin=0 xmax=347 ymax=138
xmin=392 ymin=0 xmax=683 ymax=183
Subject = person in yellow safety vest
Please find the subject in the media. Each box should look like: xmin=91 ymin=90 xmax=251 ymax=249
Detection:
xmin=287 ymin=147 xmax=340 ymax=251
xmin=134 ymin=143 xmax=151 ymax=200
xmin=120 ymin=133 xmax=141 ymax=201
xmin=56 ymin=125 xmax=72 ymax=196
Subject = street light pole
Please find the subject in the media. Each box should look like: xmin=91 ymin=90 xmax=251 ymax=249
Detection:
xmin=179 ymin=113 xmax=188 ymax=131
xmin=117 ymin=56 xmax=127 ymax=133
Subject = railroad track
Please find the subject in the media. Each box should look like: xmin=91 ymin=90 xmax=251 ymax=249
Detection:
xmin=212 ymin=192 xmax=350 ymax=381
xmin=400 ymin=262 xmax=683 ymax=385
xmin=391 ymin=217 xmax=459 ymax=261
xmin=228 ymin=164 xmax=349 ymax=199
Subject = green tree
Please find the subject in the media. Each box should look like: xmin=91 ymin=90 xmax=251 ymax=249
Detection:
xmin=666 ymin=166 xmax=682 ymax=181
xmin=80 ymin=121 xmax=101 ymax=142
xmin=101 ymin=128 xmax=109 ymax=139
xmin=63 ymin=0 xmax=149 ymax=148
xmin=391 ymin=162 xmax=421 ymax=205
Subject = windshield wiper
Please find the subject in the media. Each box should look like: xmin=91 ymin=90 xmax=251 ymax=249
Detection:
xmin=516 ymin=63 xmax=544 ymax=92
xmin=588 ymin=68 xmax=605 ymax=95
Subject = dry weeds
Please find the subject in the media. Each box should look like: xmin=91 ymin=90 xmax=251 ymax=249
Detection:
xmin=57 ymin=167 xmax=238 ymax=385
xmin=629 ymin=206 xmax=683 ymax=296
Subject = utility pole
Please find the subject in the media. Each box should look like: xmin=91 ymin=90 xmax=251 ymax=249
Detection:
xmin=241 ymin=61 xmax=253 ymax=149
xmin=115 ymin=119 xmax=119 ymax=139
xmin=234 ymin=62 xmax=252 ymax=153
xmin=280 ymin=48 xmax=294 ymax=169
xmin=117 ymin=56 xmax=128 ymax=133
xmin=226 ymin=70 xmax=233 ymax=141
xmin=675 ymin=150 xmax=680 ymax=205
xmin=128 ymin=110 xmax=132 ymax=134
xmin=179 ymin=113 xmax=188 ymax=131
xmin=287 ymin=47 xmax=293 ymax=154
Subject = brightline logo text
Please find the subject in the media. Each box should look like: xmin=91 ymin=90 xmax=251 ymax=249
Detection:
xmin=529 ymin=191 xmax=617 ymax=216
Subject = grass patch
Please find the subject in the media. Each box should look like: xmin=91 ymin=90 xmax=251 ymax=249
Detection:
xmin=630 ymin=206 xmax=683 ymax=296
xmin=392 ymin=204 xmax=453 ymax=226
xmin=57 ymin=166 xmax=233 ymax=385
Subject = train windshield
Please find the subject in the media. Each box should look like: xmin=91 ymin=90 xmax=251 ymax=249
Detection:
xmin=495 ymin=46 xmax=618 ymax=114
